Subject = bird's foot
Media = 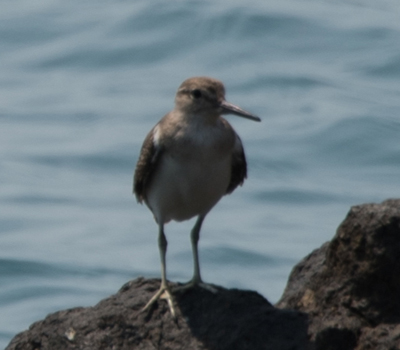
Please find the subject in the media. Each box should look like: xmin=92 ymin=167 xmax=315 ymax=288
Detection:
xmin=174 ymin=278 xmax=218 ymax=294
xmin=141 ymin=283 xmax=176 ymax=318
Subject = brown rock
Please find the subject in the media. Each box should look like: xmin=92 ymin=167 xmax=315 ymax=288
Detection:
xmin=277 ymin=199 xmax=400 ymax=350
xmin=6 ymin=278 xmax=308 ymax=350
xmin=8 ymin=199 xmax=400 ymax=350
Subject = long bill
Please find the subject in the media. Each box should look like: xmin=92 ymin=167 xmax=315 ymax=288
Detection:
xmin=220 ymin=100 xmax=261 ymax=122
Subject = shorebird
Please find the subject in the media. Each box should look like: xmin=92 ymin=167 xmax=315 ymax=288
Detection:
xmin=133 ymin=76 xmax=260 ymax=317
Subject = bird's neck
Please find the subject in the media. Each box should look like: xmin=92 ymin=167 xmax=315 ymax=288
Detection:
xmin=173 ymin=109 xmax=220 ymax=127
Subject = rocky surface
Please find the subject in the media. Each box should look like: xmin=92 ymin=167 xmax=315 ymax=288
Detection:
xmin=278 ymin=199 xmax=400 ymax=350
xmin=6 ymin=278 xmax=308 ymax=350
xmin=7 ymin=199 xmax=400 ymax=350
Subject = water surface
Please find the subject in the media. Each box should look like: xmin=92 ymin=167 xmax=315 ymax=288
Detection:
xmin=1 ymin=0 xmax=400 ymax=346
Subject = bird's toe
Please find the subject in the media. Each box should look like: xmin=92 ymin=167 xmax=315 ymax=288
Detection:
xmin=141 ymin=284 xmax=177 ymax=318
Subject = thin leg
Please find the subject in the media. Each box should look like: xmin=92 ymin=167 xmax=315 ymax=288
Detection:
xmin=159 ymin=223 xmax=168 ymax=288
xmin=174 ymin=214 xmax=217 ymax=293
xmin=191 ymin=214 xmax=205 ymax=284
xmin=141 ymin=223 xmax=176 ymax=317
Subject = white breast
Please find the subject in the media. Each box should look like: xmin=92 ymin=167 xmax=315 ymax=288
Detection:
xmin=145 ymin=121 xmax=234 ymax=223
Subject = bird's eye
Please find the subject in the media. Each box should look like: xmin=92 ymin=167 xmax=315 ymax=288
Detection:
xmin=191 ymin=89 xmax=202 ymax=99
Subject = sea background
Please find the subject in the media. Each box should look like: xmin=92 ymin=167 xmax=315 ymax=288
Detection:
xmin=1 ymin=0 xmax=400 ymax=346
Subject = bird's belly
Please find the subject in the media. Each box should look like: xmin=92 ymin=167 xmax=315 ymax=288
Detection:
xmin=145 ymin=154 xmax=231 ymax=223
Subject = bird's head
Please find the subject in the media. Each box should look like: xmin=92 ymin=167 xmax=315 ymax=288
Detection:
xmin=174 ymin=77 xmax=260 ymax=122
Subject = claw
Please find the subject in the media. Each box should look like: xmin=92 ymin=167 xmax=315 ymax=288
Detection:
xmin=141 ymin=285 xmax=177 ymax=318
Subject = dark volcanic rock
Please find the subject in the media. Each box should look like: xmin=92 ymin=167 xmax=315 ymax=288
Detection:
xmin=8 ymin=199 xmax=400 ymax=350
xmin=277 ymin=199 xmax=400 ymax=350
xmin=7 ymin=278 xmax=308 ymax=350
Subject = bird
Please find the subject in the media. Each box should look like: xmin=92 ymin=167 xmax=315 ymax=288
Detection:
xmin=133 ymin=76 xmax=260 ymax=317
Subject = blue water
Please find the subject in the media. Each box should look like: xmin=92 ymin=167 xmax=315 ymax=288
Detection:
xmin=1 ymin=0 xmax=400 ymax=346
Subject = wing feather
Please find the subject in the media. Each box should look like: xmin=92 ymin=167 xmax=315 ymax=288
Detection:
xmin=226 ymin=134 xmax=247 ymax=194
xmin=133 ymin=125 xmax=163 ymax=203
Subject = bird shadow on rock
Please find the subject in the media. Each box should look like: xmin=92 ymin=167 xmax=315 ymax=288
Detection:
xmin=139 ymin=279 xmax=310 ymax=350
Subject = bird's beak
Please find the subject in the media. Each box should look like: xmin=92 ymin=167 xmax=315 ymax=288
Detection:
xmin=220 ymin=100 xmax=261 ymax=122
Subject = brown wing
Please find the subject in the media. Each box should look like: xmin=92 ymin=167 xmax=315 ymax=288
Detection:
xmin=133 ymin=126 xmax=163 ymax=203
xmin=226 ymin=134 xmax=247 ymax=194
